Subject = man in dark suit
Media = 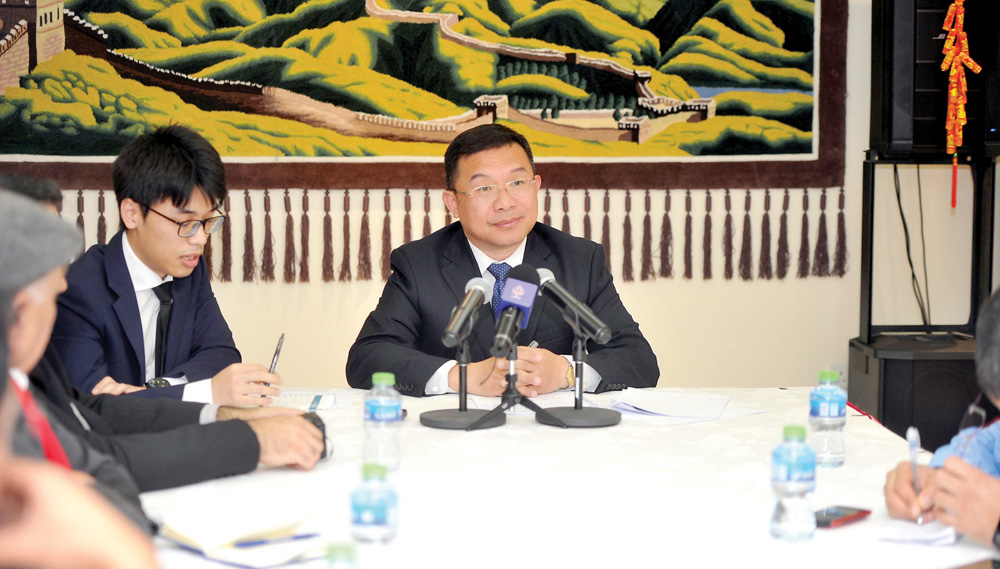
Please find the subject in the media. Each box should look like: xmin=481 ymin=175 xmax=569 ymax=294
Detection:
xmin=51 ymin=126 xmax=281 ymax=405
xmin=3 ymin=172 xmax=324 ymax=492
xmin=347 ymin=124 xmax=658 ymax=396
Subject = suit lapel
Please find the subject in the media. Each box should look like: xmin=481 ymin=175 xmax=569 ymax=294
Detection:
xmin=106 ymin=232 xmax=147 ymax=377
xmin=521 ymin=229 xmax=553 ymax=344
xmin=440 ymin=227 xmax=495 ymax=358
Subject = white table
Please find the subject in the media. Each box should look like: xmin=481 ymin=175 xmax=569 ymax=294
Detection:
xmin=142 ymin=387 xmax=999 ymax=568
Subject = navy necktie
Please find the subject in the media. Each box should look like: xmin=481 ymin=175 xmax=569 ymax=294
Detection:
xmin=487 ymin=262 xmax=511 ymax=319
xmin=152 ymin=281 xmax=173 ymax=378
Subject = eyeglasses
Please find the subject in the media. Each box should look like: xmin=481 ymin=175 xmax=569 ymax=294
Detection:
xmin=147 ymin=207 xmax=225 ymax=238
xmin=451 ymin=178 xmax=537 ymax=200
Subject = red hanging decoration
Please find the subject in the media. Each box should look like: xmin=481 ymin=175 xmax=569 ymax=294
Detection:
xmin=941 ymin=0 xmax=981 ymax=208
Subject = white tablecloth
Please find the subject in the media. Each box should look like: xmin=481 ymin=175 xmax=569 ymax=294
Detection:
xmin=142 ymin=387 xmax=1000 ymax=568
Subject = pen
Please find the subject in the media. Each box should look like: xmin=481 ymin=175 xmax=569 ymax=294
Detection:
xmin=264 ymin=333 xmax=284 ymax=388
xmin=527 ymin=340 xmax=539 ymax=348
xmin=269 ymin=333 xmax=285 ymax=374
xmin=906 ymin=426 xmax=924 ymax=525
xmin=233 ymin=532 xmax=319 ymax=548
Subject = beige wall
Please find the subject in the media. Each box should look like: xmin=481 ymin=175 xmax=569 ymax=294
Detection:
xmin=53 ymin=0 xmax=1000 ymax=391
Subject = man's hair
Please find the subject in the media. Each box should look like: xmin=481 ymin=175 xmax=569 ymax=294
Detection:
xmin=444 ymin=124 xmax=534 ymax=191
xmin=0 ymin=173 xmax=62 ymax=208
xmin=976 ymin=289 xmax=1000 ymax=398
xmin=113 ymin=125 xmax=226 ymax=214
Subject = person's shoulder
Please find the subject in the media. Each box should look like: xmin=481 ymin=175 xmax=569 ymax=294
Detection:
xmin=531 ymin=223 xmax=600 ymax=252
xmin=65 ymin=241 xmax=110 ymax=286
xmin=395 ymin=222 xmax=464 ymax=257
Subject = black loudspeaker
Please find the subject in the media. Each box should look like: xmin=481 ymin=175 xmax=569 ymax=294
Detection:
xmin=848 ymin=335 xmax=998 ymax=452
xmin=870 ymin=0 xmax=1000 ymax=158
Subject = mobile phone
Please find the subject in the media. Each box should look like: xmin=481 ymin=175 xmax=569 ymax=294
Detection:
xmin=815 ymin=506 xmax=871 ymax=528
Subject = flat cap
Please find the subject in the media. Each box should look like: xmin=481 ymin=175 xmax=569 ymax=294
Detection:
xmin=0 ymin=190 xmax=82 ymax=298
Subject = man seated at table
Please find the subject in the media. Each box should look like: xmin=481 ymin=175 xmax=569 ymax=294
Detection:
xmin=346 ymin=123 xmax=658 ymax=397
xmin=2 ymin=174 xmax=324 ymax=492
xmin=51 ymin=125 xmax=280 ymax=405
xmin=0 ymin=303 xmax=159 ymax=569
xmin=884 ymin=287 xmax=1000 ymax=547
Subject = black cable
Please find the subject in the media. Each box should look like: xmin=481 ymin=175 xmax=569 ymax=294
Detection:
xmin=893 ymin=164 xmax=929 ymax=325
xmin=915 ymin=164 xmax=932 ymax=324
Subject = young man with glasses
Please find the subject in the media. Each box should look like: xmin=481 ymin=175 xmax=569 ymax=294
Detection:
xmin=884 ymin=288 xmax=1000 ymax=547
xmin=347 ymin=123 xmax=658 ymax=397
xmin=52 ymin=125 xmax=282 ymax=405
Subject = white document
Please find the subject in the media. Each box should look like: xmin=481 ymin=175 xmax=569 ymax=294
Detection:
xmin=610 ymin=389 xmax=730 ymax=419
xmin=879 ymin=519 xmax=959 ymax=546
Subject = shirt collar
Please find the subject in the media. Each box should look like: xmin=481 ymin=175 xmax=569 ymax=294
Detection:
xmin=467 ymin=238 xmax=527 ymax=277
xmin=8 ymin=367 xmax=29 ymax=390
xmin=122 ymin=231 xmax=173 ymax=293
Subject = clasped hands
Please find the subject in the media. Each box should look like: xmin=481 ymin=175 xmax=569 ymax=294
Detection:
xmin=450 ymin=345 xmax=572 ymax=398
xmin=885 ymin=457 xmax=1000 ymax=545
xmin=90 ymin=363 xmax=282 ymax=406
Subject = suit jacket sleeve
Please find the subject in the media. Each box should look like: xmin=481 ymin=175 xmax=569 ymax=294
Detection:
xmin=573 ymin=243 xmax=659 ymax=392
xmin=345 ymin=246 xmax=451 ymax=395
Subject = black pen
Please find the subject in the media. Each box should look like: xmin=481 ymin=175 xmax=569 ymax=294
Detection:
xmin=266 ymin=333 xmax=284 ymax=386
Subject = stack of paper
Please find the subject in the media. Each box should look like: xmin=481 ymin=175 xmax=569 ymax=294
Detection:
xmin=272 ymin=389 xmax=341 ymax=412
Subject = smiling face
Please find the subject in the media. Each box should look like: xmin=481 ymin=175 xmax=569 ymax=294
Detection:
xmin=442 ymin=143 xmax=541 ymax=260
xmin=121 ymin=189 xmax=214 ymax=279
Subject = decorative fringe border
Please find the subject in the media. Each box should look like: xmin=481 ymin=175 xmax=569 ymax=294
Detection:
xmin=65 ymin=187 xmax=848 ymax=285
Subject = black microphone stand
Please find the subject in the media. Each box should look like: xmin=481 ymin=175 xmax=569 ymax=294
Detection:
xmin=420 ymin=312 xmax=506 ymax=430
xmin=466 ymin=345 xmax=568 ymax=431
xmin=535 ymin=311 xmax=621 ymax=428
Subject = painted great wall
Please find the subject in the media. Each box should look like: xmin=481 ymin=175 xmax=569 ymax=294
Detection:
xmin=0 ymin=0 xmax=716 ymax=144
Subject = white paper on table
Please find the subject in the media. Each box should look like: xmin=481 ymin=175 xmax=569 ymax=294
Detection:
xmin=879 ymin=519 xmax=959 ymax=546
xmin=272 ymin=389 xmax=342 ymax=411
xmin=610 ymin=389 xmax=730 ymax=419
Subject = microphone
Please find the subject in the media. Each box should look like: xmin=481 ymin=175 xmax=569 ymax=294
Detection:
xmin=489 ymin=264 xmax=540 ymax=358
xmin=536 ymin=268 xmax=611 ymax=344
xmin=442 ymin=277 xmax=491 ymax=348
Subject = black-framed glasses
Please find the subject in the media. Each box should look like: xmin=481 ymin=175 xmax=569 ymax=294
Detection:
xmin=451 ymin=177 xmax=537 ymax=200
xmin=147 ymin=207 xmax=225 ymax=238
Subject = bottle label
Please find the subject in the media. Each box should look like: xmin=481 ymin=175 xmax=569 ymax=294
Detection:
xmin=809 ymin=393 xmax=846 ymax=418
xmin=773 ymin=458 xmax=815 ymax=484
xmin=365 ymin=399 xmax=403 ymax=422
xmin=352 ymin=502 xmax=395 ymax=526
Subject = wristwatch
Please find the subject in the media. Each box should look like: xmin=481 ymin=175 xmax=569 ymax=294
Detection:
xmin=565 ymin=364 xmax=576 ymax=389
xmin=145 ymin=377 xmax=170 ymax=388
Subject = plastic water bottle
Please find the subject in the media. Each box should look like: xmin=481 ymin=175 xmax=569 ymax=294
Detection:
xmin=770 ymin=425 xmax=816 ymax=542
xmin=363 ymin=372 xmax=402 ymax=471
xmin=350 ymin=463 xmax=399 ymax=543
xmin=809 ymin=370 xmax=847 ymax=467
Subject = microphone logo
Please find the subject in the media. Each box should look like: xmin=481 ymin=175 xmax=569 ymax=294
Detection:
xmin=509 ymin=283 xmax=527 ymax=300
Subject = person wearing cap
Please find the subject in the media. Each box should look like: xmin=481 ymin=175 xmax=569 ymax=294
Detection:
xmin=2 ymin=174 xmax=324 ymax=491
xmin=51 ymin=125 xmax=280 ymax=406
xmin=0 ymin=189 xmax=156 ymax=535
xmin=346 ymin=123 xmax=658 ymax=397
xmin=0 ymin=292 xmax=158 ymax=569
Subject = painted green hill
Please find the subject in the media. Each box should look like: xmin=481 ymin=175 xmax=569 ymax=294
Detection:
xmin=87 ymin=11 xmax=182 ymax=48
xmin=0 ymin=51 xmax=446 ymax=156
xmin=144 ymin=0 xmax=267 ymax=44
xmin=509 ymin=0 xmax=660 ymax=67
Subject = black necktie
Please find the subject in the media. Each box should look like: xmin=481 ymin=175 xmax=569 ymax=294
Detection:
xmin=152 ymin=281 xmax=173 ymax=378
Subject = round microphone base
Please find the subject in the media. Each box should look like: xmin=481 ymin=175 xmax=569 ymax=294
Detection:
xmin=535 ymin=407 xmax=621 ymax=428
xmin=420 ymin=409 xmax=506 ymax=430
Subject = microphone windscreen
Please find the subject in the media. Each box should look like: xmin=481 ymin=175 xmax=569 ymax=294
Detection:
xmin=496 ymin=263 xmax=540 ymax=329
xmin=465 ymin=277 xmax=491 ymax=302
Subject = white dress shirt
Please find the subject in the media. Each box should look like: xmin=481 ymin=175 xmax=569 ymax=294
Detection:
xmin=122 ymin=233 xmax=216 ymax=406
xmin=423 ymin=238 xmax=600 ymax=395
